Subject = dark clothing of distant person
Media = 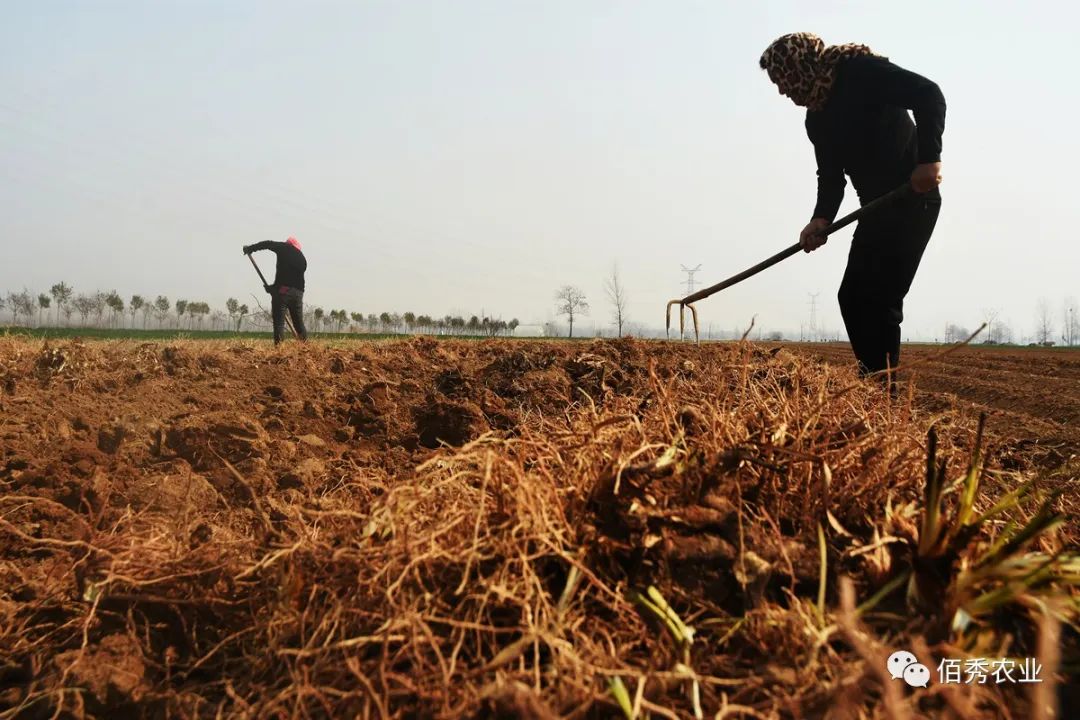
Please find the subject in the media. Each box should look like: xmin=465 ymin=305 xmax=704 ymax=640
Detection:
xmin=760 ymin=33 xmax=946 ymax=382
xmin=243 ymin=238 xmax=309 ymax=345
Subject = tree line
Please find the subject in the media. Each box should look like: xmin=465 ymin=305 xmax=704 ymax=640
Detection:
xmin=0 ymin=283 xmax=520 ymax=337
xmin=945 ymin=298 xmax=1080 ymax=347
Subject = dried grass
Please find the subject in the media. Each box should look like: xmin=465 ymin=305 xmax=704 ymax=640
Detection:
xmin=0 ymin=335 xmax=1075 ymax=719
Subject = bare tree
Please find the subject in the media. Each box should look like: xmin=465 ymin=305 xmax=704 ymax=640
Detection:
xmin=7 ymin=290 xmax=34 ymax=326
xmin=4 ymin=292 xmax=17 ymax=325
xmin=129 ymin=295 xmax=145 ymax=329
xmin=140 ymin=298 xmax=153 ymax=329
xmin=154 ymin=296 xmax=171 ymax=328
xmin=944 ymin=323 xmax=970 ymax=344
xmin=981 ymin=307 xmax=1000 ymax=344
xmin=1035 ymin=298 xmax=1054 ymax=345
xmin=226 ymin=298 xmax=240 ymax=331
xmin=995 ymin=321 xmax=1014 ymax=345
xmin=50 ymin=282 xmax=73 ymax=326
xmin=604 ymin=264 xmax=628 ymax=337
xmin=37 ymin=294 xmax=51 ymax=327
xmin=104 ymin=291 xmax=124 ymax=328
xmin=186 ymin=301 xmax=209 ymax=329
xmin=92 ymin=292 xmax=107 ymax=328
xmin=175 ymin=300 xmax=188 ymax=329
xmin=555 ymin=285 xmax=589 ymax=338
xmin=72 ymin=294 xmax=95 ymax=326
xmin=1063 ymin=297 xmax=1079 ymax=347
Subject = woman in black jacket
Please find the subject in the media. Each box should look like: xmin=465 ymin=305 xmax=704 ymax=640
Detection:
xmin=759 ymin=32 xmax=945 ymax=388
xmin=242 ymin=237 xmax=309 ymax=345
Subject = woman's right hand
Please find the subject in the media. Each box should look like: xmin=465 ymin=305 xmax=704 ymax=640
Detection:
xmin=799 ymin=218 xmax=830 ymax=252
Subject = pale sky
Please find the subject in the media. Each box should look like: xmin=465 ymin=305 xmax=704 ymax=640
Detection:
xmin=2 ymin=1 xmax=1077 ymax=341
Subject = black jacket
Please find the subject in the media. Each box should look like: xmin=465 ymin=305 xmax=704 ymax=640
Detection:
xmin=248 ymin=241 xmax=307 ymax=292
xmin=806 ymin=55 xmax=946 ymax=221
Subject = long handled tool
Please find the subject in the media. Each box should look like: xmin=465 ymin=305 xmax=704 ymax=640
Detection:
xmin=247 ymin=254 xmax=299 ymax=338
xmin=666 ymin=183 xmax=914 ymax=342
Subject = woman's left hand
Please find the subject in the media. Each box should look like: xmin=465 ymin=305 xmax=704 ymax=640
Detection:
xmin=911 ymin=162 xmax=942 ymax=193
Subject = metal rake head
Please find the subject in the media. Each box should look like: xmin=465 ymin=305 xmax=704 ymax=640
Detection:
xmin=665 ymin=299 xmax=699 ymax=343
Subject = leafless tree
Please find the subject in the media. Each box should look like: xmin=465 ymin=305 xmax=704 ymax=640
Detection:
xmin=187 ymin=301 xmax=210 ymax=329
xmin=37 ymin=294 xmax=51 ymax=327
xmin=995 ymin=321 xmax=1014 ymax=345
xmin=104 ymin=291 xmax=124 ymax=328
xmin=7 ymin=290 xmax=34 ymax=326
xmin=92 ymin=292 xmax=107 ymax=327
xmin=604 ymin=264 xmax=628 ymax=337
xmin=175 ymin=300 xmax=188 ymax=329
xmin=153 ymin=296 xmax=170 ymax=328
xmin=50 ymin=282 xmax=73 ymax=326
xmin=1063 ymin=297 xmax=1079 ymax=347
xmin=981 ymin=307 xmax=1000 ymax=344
xmin=944 ymin=323 xmax=971 ymax=344
xmin=129 ymin=295 xmax=145 ymax=329
xmin=1035 ymin=298 xmax=1054 ymax=345
xmin=555 ymin=285 xmax=589 ymax=338
xmin=72 ymin=294 xmax=95 ymax=326
xmin=226 ymin=298 xmax=240 ymax=331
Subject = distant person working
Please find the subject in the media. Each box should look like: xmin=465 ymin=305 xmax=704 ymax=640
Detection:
xmin=242 ymin=237 xmax=309 ymax=345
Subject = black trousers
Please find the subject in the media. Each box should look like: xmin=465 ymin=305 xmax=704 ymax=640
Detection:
xmin=838 ymin=193 xmax=940 ymax=378
xmin=271 ymin=287 xmax=308 ymax=344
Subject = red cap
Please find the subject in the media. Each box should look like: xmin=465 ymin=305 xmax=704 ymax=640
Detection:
xmin=286 ymin=236 xmax=302 ymax=251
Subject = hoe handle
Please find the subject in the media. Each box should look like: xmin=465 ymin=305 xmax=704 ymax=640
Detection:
xmin=247 ymin=254 xmax=270 ymax=287
xmin=680 ymin=183 xmax=914 ymax=305
xmin=247 ymin=253 xmax=299 ymax=338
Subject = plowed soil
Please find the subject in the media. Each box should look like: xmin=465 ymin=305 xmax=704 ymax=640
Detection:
xmin=0 ymin=336 xmax=1076 ymax=719
xmin=785 ymin=342 xmax=1080 ymax=471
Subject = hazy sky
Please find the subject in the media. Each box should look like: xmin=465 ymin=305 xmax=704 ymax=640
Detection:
xmin=2 ymin=1 xmax=1077 ymax=340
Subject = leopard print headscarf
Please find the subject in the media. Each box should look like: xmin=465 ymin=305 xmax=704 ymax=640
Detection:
xmin=759 ymin=33 xmax=878 ymax=111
